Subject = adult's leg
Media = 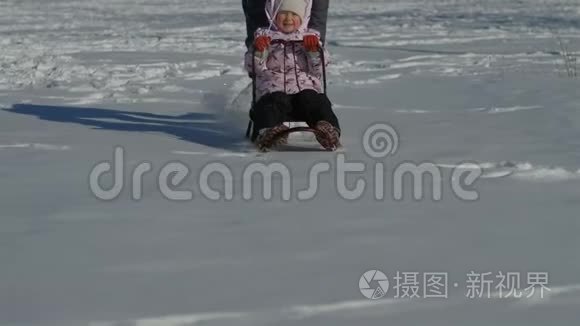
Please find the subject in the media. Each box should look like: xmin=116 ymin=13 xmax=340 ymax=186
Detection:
xmin=309 ymin=0 xmax=329 ymax=44
xmin=242 ymin=0 xmax=269 ymax=49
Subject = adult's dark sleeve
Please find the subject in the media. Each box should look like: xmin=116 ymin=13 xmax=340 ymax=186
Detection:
xmin=242 ymin=0 xmax=269 ymax=49
xmin=309 ymin=0 xmax=329 ymax=44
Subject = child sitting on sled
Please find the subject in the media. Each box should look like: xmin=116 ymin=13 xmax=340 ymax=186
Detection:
xmin=244 ymin=0 xmax=341 ymax=151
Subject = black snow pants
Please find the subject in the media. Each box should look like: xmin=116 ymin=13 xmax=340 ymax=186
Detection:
xmin=251 ymin=89 xmax=340 ymax=136
xmin=242 ymin=0 xmax=329 ymax=49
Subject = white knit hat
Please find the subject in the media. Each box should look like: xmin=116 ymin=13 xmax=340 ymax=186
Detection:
xmin=278 ymin=0 xmax=308 ymax=23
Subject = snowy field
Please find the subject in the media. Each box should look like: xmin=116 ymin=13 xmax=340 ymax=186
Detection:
xmin=1 ymin=0 xmax=580 ymax=325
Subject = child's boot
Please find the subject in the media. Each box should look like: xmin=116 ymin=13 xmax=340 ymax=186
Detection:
xmin=255 ymin=124 xmax=290 ymax=151
xmin=314 ymin=120 xmax=341 ymax=151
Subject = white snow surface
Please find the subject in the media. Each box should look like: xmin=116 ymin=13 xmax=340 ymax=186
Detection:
xmin=1 ymin=0 xmax=580 ymax=325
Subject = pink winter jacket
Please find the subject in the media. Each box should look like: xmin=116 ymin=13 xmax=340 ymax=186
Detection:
xmin=244 ymin=0 xmax=330 ymax=102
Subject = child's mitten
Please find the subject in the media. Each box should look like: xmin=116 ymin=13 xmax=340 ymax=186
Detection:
xmin=254 ymin=35 xmax=271 ymax=52
xmin=303 ymin=34 xmax=320 ymax=52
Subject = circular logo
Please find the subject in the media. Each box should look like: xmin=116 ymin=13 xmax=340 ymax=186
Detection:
xmin=362 ymin=123 xmax=399 ymax=159
xmin=359 ymin=269 xmax=389 ymax=300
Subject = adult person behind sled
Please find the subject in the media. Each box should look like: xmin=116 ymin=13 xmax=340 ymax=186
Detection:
xmin=244 ymin=0 xmax=341 ymax=151
xmin=242 ymin=0 xmax=329 ymax=50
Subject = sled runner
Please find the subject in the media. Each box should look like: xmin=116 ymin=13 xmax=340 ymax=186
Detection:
xmin=255 ymin=126 xmax=335 ymax=152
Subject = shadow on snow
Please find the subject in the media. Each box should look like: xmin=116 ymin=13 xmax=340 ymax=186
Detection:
xmin=3 ymin=104 xmax=249 ymax=151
